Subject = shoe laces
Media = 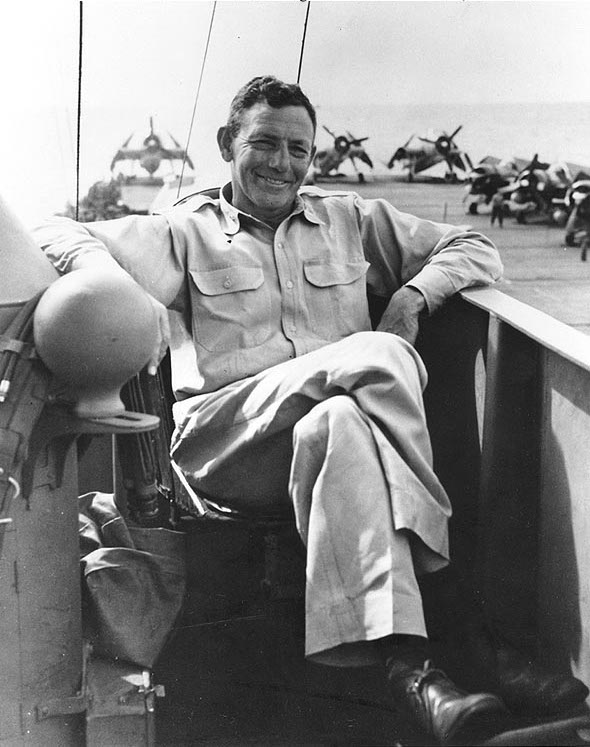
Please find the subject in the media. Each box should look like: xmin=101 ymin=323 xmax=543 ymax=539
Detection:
xmin=409 ymin=660 xmax=448 ymax=695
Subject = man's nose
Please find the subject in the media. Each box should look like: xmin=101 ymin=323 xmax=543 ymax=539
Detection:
xmin=269 ymin=142 xmax=290 ymax=170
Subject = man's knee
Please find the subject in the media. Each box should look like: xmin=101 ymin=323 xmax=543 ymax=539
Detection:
xmin=293 ymin=394 xmax=360 ymax=444
xmin=341 ymin=331 xmax=427 ymax=387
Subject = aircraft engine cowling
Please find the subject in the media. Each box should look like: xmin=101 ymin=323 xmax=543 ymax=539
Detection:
xmin=334 ymin=136 xmax=350 ymax=155
xmin=436 ymin=136 xmax=452 ymax=155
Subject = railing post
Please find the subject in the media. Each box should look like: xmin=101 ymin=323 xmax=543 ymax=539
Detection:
xmin=478 ymin=315 xmax=542 ymax=649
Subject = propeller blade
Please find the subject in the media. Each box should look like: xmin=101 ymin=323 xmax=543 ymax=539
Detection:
xmin=168 ymin=132 xmax=183 ymax=149
xmin=419 ymin=137 xmax=436 ymax=144
xmin=322 ymin=124 xmax=337 ymax=139
xmin=403 ymin=134 xmax=414 ymax=148
xmin=449 ymin=125 xmax=463 ymax=140
xmin=359 ymin=152 xmax=373 ymax=169
xmin=464 ymin=152 xmax=473 ymax=170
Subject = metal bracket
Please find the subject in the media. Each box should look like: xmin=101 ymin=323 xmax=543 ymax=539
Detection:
xmin=20 ymin=403 xmax=160 ymax=502
xmin=35 ymin=642 xmax=91 ymax=722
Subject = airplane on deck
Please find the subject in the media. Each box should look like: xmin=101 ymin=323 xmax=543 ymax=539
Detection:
xmin=506 ymin=154 xmax=572 ymax=224
xmin=464 ymin=157 xmax=520 ymax=215
xmin=110 ymin=116 xmax=194 ymax=177
xmin=387 ymin=126 xmax=472 ymax=183
xmin=564 ymin=171 xmax=590 ymax=251
xmin=306 ymin=126 xmax=374 ymax=184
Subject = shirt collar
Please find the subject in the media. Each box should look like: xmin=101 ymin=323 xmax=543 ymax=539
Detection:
xmin=219 ymin=182 xmax=323 ymax=232
xmin=219 ymin=183 xmax=241 ymax=235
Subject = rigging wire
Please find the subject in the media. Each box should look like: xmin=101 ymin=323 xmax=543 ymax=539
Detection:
xmin=177 ymin=1 xmax=217 ymax=199
xmin=296 ymin=0 xmax=311 ymax=85
xmin=75 ymin=1 xmax=84 ymax=221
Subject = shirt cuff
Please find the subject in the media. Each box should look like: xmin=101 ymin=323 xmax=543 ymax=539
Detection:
xmin=405 ymin=265 xmax=458 ymax=314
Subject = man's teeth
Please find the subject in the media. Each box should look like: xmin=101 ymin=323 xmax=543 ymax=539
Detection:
xmin=261 ymin=176 xmax=287 ymax=185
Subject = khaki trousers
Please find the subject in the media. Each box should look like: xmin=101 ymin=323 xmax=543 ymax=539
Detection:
xmin=171 ymin=332 xmax=451 ymax=666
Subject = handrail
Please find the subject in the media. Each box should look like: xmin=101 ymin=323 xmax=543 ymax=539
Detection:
xmin=461 ymin=286 xmax=590 ymax=372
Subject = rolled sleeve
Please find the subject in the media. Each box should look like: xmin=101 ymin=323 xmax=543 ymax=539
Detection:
xmin=356 ymin=195 xmax=503 ymax=313
xmin=33 ymin=213 xmax=186 ymax=308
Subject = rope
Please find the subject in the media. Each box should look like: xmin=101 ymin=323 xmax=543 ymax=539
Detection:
xmin=75 ymin=1 xmax=84 ymax=221
xmin=296 ymin=0 xmax=311 ymax=85
xmin=177 ymin=1 xmax=217 ymax=199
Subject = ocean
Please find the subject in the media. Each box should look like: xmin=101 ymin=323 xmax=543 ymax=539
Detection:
xmin=7 ymin=100 xmax=590 ymax=225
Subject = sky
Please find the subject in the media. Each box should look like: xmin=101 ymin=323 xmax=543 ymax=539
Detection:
xmin=2 ymin=0 xmax=590 ymax=222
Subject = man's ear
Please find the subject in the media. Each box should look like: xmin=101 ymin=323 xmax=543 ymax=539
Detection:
xmin=217 ymin=127 xmax=233 ymax=163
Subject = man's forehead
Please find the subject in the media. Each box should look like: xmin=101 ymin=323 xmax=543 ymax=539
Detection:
xmin=240 ymin=102 xmax=314 ymax=137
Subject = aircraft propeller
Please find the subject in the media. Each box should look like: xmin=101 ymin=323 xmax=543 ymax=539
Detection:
xmin=322 ymin=125 xmax=370 ymax=157
xmin=419 ymin=125 xmax=463 ymax=156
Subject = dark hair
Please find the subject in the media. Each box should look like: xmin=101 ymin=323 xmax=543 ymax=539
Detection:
xmin=225 ymin=75 xmax=317 ymax=141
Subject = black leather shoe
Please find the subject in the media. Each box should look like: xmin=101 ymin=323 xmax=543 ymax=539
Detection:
xmin=461 ymin=629 xmax=589 ymax=716
xmin=389 ymin=660 xmax=507 ymax=745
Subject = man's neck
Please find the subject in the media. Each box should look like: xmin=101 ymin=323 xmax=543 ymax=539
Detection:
xmin=222 ymin=183 xmax=295 ymax=230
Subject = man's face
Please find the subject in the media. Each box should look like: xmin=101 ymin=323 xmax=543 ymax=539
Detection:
xmin=218 ymin=101 xmax=315 ymax=225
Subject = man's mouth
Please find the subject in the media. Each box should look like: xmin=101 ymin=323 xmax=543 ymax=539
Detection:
xmin=258 ymin=174 xmax=290 ymax=187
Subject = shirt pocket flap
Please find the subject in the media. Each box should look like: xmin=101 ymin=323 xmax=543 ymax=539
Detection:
xmin=303 ymin=259 xmax=370 ymax=288
xmin=189 ymin=266 xmax=264 ymax=296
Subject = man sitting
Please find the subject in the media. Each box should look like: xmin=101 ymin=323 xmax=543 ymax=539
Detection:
xmin=34 ymin=75 xmax=588 ymax=745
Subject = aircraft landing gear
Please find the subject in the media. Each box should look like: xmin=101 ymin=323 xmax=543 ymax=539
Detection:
xmin=468 ymin=203 xmax=478 ymax=215
xmin=357 ymin=173 xmax=365 ymax=184
xmin=445 ymin=171 xmax=458 ymax=184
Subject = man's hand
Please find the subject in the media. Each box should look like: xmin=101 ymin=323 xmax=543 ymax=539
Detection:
xmin=375 ymin=286 xmax=426 ymax=346
xmin=147 ymin=295 xmax=171 ymax=376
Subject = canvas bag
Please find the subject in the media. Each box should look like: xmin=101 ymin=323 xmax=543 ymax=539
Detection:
xmin=79 ymin=491 xmax=186 ymax=668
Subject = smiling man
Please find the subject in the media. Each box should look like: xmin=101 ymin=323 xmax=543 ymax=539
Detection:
xmin=217 ymin=97 xmax=316 ymax=226
xmin=34 ymin=75 xmax=588 ymax=745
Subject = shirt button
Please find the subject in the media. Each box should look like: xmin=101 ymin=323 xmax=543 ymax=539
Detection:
xmin=291 ymin=325 xmax=297 ymax=333
xmin=277 ymin=242 xmax=284 ymax=250
xmin=223 ymin=277 xmax=232 ymax=289
xmin=286 ymin=280 xmax=294 ymax=289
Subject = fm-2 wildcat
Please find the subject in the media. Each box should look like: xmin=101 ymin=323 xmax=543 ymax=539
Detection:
xmin=387 ymin=125 xmax=472 ymax=183
xmin=306 ymin=126 xmax=373 ymax=184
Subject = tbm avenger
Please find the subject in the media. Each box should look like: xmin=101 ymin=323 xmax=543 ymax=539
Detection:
xmin=463 ymin=157 xmax=520 ymax=215
xmin=306 ymin=126 xmax=373 ymax=184
xmin=506 ymin=154 xmax=572 ymax=225
xmin=387 ymin=125 xmax=472 ymax=183
xmin=110 ymin=116 xmax=194 ymax=177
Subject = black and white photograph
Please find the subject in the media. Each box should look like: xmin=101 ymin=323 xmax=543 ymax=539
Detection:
xmin=2 ymin=2 xmax=590 ymax=745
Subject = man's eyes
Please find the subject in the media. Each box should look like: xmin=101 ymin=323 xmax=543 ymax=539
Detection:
xmin=251 ymin=139 xmax=310 ymax=158
xmin=251 ymin=139 xmax=275 ymax=150
xmin=290 ymin=146 xmax=310 ymax=158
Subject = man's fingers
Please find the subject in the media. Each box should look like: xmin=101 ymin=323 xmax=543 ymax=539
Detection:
xmin=147 ymin=300 xmax=171 ymax=375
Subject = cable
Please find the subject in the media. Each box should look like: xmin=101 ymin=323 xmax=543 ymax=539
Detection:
xmin=296 ymin=0 xmax=311 ymax=85
xmin=177 ymin=1 xmax=217 ymax=199
xmin=75 ymin=1 xmax=84 ymax=221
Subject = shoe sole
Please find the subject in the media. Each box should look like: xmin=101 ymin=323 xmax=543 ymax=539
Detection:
xmin=443 ymin=697 xmax=508 ymax=746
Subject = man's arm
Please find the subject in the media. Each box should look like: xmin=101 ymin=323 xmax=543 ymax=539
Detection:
xmin=375 ymin=285 xmax=426 ymax=345
xmin=356 ymin=196 xmax=503 ymax=344
xmin=33 ymin=214 xmax=182 ymax=373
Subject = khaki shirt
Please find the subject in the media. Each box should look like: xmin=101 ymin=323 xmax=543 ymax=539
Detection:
xmin=35 ymin=184 xmax=502 ymax=396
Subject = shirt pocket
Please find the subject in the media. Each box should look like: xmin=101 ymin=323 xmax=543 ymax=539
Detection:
xmin=303 ymin=259 xmax=371 ymax=338
xmin=189 ymin=265 xmax=272 ymax=352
